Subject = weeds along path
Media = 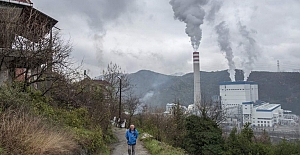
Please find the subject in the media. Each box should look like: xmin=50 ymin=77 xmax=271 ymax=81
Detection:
xmin=111 ymin=127 xmax=150 ymax=155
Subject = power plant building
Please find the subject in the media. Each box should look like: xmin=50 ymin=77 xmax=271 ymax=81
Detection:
xmin=242 ymin=101 xmax=283 ymax=127
xmin=220 ymin=81 xmax=258 ymax=108
xmin=220 ymin=81 xmax=298 ymax=127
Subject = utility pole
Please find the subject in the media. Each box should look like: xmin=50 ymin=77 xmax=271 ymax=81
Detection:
xmin=117 ymin=76 xmax=122 ymax=128
xmin=277 ymin=60 xmax=280 ymax=72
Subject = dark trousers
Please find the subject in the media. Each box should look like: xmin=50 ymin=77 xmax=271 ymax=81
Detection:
xmin=128 ymin=144 xmax=136 ymax=155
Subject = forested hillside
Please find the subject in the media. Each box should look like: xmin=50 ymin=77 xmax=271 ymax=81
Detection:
xmin=129 ymin=70 xmax=300 ymax=115
xmin=249 ymin=71 xmax=300 ymax=114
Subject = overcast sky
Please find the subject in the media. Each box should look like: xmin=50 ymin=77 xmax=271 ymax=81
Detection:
xmin=33 ymin=0 xmax=300 ymax=78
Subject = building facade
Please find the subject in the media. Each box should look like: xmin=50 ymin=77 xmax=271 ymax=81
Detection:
xmin=242 ymin=101 xmax=283 ymax=127
xmin=220 ymin=81 xmax=298 ymax=127
xmin=220 ymin=81 xmax=258 ymax=107
xmin=220 ymin=81 xmax=258 ymax=120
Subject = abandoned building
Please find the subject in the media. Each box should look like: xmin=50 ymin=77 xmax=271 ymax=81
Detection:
xmin=0 ymin=0 xmax=57 ymax=86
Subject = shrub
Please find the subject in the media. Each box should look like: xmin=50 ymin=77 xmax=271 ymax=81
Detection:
xmin=0 ymin=86 xmax=111 ymax=154
xmin=141 ymin=137 xmax=186 ymax=155
xmin=72 ymin=126 xmax=109 ymax=155
xmin=0 ymin=85 xmax=31 ymax=111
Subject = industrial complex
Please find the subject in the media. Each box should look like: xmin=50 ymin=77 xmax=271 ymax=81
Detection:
xmin=220 ymin=81 xmax=299 ymax=128
xmin=165 ymin=80 xmax=299 ymax=129
xmin=164 ymin=50 xmax=299 ymax=130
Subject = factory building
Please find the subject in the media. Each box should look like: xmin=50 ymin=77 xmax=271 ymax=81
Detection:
xmin=220 ymin=81 xmax=298 ymax=127
xmin=220 ymin=81 xmax=258 ymax=108
xmin=164 ymin=103 xmax=187 ymax=115
xmin=219 ymin=81 xmax=258 ymax=121
xmin=242 ymin=101 xmax=283 ymax=127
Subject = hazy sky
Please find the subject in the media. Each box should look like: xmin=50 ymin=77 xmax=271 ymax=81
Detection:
xmin=33 ymin=0 xmax=300 ymax=78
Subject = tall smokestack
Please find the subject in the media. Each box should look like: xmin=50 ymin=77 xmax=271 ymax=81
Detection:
xmin=193 ymin=52 xmax=201 ymax=106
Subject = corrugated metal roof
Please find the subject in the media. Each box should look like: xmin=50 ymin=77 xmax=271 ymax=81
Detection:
xmin=256 ymin=104 xmax=281 ymax=112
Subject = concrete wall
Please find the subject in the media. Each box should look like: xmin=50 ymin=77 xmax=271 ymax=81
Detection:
xmin=251 ymin=105 xmax=282 ymax=127
xmin=250 ymin=84 xmax=259 ymax=102
xmin=220 ymin=83 xmax=258 ymax=106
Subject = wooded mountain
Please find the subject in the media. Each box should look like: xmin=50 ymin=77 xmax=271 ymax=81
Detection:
xmin=128 ymin=70 xmax=300 ymax=115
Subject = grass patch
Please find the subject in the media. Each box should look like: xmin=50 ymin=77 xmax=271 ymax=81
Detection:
xmin=0 ymin=109 xmax=79 ymax=155
xmin=140 ymin=134 xmax=186 ymax=155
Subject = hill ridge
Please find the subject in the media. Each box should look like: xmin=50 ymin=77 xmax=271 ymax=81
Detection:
xmin=128 ymin=70 xmax=300 ymax=115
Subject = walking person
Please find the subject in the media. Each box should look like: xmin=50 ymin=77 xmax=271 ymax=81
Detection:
xmin=125 ymin=124 xmax=139 ymax=155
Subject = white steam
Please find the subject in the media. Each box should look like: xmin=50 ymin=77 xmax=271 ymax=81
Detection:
xmin=206 ymin=0 xmax=223 ymax=24
xmin=215 ymin=21 xmax=236 ymax=82
xmin=237 ymin=21 xmax=259 ymax=81
xmin=169 ymin=0 xmax=209 ymax=51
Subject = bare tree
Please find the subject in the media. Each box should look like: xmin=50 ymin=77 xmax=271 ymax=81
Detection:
xmin=194 ymin=95 xmax=226 ymax=125
xmin=0 ymin=3 xmax=73 ymax=94
xmin=102 ymin=62 xmax=131 ymax=118
xmin=123 ymin=91 xmax=141 ymax=128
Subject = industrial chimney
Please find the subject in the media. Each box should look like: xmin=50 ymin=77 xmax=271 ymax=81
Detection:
xmin=193 ymin=52 xmax=201 ymax=106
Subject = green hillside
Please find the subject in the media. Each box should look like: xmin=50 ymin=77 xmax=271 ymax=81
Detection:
xmin=129 ymin=70 xmax=300 ymax=115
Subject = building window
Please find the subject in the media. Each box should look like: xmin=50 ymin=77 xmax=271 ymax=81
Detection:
xmin=258 ymin=121 xmax=260 ymax=123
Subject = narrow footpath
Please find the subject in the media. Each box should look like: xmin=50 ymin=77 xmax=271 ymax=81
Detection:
xmin=111 ymin=127 xmax=150 ymax=155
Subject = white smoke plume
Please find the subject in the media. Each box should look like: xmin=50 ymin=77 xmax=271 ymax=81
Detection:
xmin=141 ymin=91 xmax=154 ymax=102
xmin=237 ymin=21 xmax=259 ymax=81
xmin=206 ymin=0 xmax=223 ymax=24
xmin=215 ymin=21 xmax=236 ymax=82
xmin=169 ymin=0 xmax=209 ymax=51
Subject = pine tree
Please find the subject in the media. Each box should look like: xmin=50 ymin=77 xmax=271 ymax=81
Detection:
xmin=183 ymin=115 xmax=224 ymax=155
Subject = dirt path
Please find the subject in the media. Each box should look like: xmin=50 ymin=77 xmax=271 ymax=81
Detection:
xmin=111 ymin=127 xmax=150 ymax=155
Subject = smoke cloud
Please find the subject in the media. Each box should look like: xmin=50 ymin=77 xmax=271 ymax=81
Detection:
xmin=215 ymin=21 xmax=236 ymax=81
xmin=169 ymin=0 xmax=209 ymax=51
xmin=35 ymin=0 xmax=139 ymax=69
xmin=237 ymin=21 xmax=259 ymax=81
xmin=206 ymin=0 xmax=223 ymax=24
xmin=141 ymin=91 xmax=154 ymax=102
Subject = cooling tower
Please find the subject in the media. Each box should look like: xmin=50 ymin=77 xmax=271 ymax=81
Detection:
xmin=193 ymin=52 xmax=201 ymax=105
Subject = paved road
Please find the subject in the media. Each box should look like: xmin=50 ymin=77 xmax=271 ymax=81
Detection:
xmin=111 ymin=128 xmax=150 ymax=155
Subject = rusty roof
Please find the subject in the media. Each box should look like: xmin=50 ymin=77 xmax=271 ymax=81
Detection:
xmin=0 ymin=1 xmax=57 ymax=43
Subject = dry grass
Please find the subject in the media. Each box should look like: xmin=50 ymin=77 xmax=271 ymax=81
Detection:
xmin=0 ymin=108 xmax=79 ymax=155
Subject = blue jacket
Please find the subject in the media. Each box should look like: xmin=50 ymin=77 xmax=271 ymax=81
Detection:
xmin=125 ymin=128 xmax=139 ymax=145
